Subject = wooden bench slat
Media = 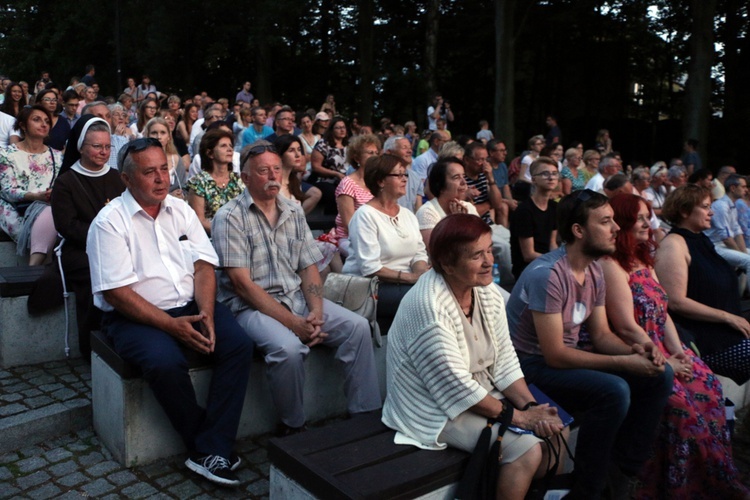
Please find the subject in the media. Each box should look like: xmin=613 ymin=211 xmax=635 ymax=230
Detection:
xmin=0 ymin=266 xmax=45 ymax=297
xmin=304 ymin=430 xmax=415 ymax=474
xmin=335 ymin=449 xmax=466 ymax=499
xmin=269 ymin=412 xmax=469 ymax=499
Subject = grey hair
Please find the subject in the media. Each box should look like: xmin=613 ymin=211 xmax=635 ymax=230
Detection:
xmin=82 ymin=101 xmax=109 ymax=116
xmin=108 ymin=103 xmax=125 ymax=114
xmin=631 ymin=167 xmax=650 ymax=182
xmin=719 ymin=165 xmax=736 ymax=177
xmin=383 ymin=135 xmax=406 ymax=153
xmin=667 ymin=165 xmax=687 ymax=181
xmin=120 ymin=143 xmax=163 ymax=176
xmin=438 ymin=141 xmax=465 ymax=160
xmin=599 ymin=155 xmax=619 ymax=174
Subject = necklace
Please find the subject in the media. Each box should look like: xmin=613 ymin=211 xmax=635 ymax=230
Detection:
xmin=463 ymin=291 xmax=475 ymax=319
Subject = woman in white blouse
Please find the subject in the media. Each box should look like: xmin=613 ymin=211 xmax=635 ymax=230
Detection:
xmin=417 ymin=156 xmax=478 ymax=250
xmin=342 ymin=153 xmax=428 ymax=331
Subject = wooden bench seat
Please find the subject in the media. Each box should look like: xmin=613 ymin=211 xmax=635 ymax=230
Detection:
xmin=269 ymin=411 xmax=468 ymax=499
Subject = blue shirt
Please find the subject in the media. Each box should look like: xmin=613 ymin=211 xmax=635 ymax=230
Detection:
xmin=241 ymin=125 xmax=273 ymax=148
xmin=705 ymin=195 xmax=743 ymax=244
xmin=492 ymin=162 xmax=509 ymax=188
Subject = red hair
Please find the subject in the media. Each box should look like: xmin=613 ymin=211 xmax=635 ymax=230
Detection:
xmin=430 ymin=214 xmax=491 ymax=274
xmin=610 ymin=194 xmax=656 ymax=272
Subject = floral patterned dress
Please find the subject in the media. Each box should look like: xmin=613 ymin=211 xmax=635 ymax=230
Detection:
xmin=630 ymin=268 xmax=748 ymax=499
xmin=186 ymin=170 xmax=243 ymax=221
xmin=0 ymin=145 xmax=62 ymax=240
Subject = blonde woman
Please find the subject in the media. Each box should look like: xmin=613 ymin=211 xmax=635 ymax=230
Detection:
xmin=144 ymin=117 xmax=187 ymax=199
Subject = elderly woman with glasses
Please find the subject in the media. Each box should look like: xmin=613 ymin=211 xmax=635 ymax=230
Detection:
xmin=383 ymin=213 xmax=564 ymax=500
xmin=38 ymin=115 xmax=126 ymax=358
xmin=342 ymin=154 xmax=428 ymax=332
xmin=560 ymin=148 xmax=585 ymax=194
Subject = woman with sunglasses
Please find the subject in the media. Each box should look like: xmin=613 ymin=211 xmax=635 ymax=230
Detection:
xmin=44 ymin=116 xmax=126 ymax=358
xmin=343 ymin=154 xmax=428 ymax=333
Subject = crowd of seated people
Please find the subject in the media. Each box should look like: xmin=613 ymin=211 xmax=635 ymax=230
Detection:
xmin=3 ymin=72 xmax=750 ymax=496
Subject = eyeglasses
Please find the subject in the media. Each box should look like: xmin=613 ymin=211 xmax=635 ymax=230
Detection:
xmin=41 ymin=98 xmax=58 ymax=103
xmin=240 ymin=144 xmax=278 ymax=167
xmin=385 ymin=173 xmax=409 ymax=179
xmin=84 ymin=143 xmax=112 ymax=152
xmin=117 ymin=137 xmax=162 ymax=169
xmin=144 ymin=106 xmax=158 ymax=111
xmin=533 ymin=171 xmax=560 ymax=179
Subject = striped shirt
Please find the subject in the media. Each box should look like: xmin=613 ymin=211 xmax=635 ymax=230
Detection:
xmin=211 ymin=189 xmax=322 ymax=315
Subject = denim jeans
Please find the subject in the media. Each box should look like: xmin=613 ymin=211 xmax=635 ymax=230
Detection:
xmin=520 ymin=355 xmax=673 ymax=498
xmin=104 ymin=301 xmax=254 ymax=459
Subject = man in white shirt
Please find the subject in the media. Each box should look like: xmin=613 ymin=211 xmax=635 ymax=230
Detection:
xmin=585 ymin=155 xmax=621 ymax=193
xmin=426 ymin=93 xmax=454 ymax=131
xmin=87 ymin=139 xmax=253 ymax=487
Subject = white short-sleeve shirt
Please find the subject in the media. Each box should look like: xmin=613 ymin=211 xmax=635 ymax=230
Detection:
xmin=87 ymin=189 xmax=219 ymax=311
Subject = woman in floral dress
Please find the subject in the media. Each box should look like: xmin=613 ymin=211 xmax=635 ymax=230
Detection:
xmin=0 ymin=105 xmax=62 ymax=265
xmin=601 ymin=193 xmax=747 ymax=499
xmin=187 ymin=128 xmax=242 ymax=236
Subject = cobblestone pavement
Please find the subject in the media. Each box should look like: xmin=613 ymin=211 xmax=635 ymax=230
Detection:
xmin=1 ymin=359 xmax=750 ymax=498
xmin=0 ymin=359 xmax=90 ymax=418
xmin=0 ymin=428 xmax=273 ymax=499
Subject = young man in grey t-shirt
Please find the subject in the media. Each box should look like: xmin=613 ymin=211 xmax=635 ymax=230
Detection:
xmin=506 ymin=190 xmax=673 ymax=499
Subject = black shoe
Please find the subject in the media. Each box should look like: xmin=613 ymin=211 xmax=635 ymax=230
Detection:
xmin=275 ymin=423 xmax=307 ymax=437
xmin=229 ymin=452 xmax=241 ymax=471
xmin=185 ymin=455 xmax=240 ymax=487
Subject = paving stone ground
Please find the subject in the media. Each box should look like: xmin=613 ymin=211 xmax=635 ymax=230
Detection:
xmin=0 ymin=359 xmax=90 ymax=418
xmin=2 ymin=359 xmax=750 ymax=498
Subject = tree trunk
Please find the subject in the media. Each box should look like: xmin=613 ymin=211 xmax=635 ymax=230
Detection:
xmin=682 ymin=0 xmax=716 ymax=165
xmin=424 ymin=0 xmax=440 ymax=125
xmin=358 ymin=0 xmax=374 ymax=125
xmin=494 ymin=0 xmax=516 ymax=153
xmin=722 ymin=0 xmax=740 ymax=163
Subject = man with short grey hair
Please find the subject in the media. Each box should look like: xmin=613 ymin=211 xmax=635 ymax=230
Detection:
xmin=211 ymin=143 xmax=381 ymax=437
xmin=584 ymin=154 xmax=621 ymax=192
xmin=384 ymin=135 xmax=422 ymax=212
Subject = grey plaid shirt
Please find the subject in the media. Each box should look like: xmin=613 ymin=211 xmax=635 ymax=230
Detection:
xmin=212 ymin=189 xmax=322 ymax=315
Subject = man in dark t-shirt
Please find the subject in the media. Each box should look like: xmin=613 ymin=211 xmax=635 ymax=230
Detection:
xmin=509 ymin=157 xmax=558 ymax=278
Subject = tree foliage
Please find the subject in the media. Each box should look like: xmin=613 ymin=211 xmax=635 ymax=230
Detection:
xmin=0 ymin=0 xmax=747 ymax=168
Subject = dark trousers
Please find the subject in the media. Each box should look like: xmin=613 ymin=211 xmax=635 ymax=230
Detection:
xmin=520 ymin=354 xmax=673 ymax=498
xmin=104 ymin=301 xmax=253 ymax=459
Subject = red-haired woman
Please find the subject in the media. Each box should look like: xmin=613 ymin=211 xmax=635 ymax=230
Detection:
xmin=600 ymin=193 xmax=747 ymax=499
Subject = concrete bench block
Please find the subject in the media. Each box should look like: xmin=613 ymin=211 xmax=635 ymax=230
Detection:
xmin=0 ymin=241 xmax=28 ymax=267
xmin=93 ymin=337 xmax=388 ymax=467
xmin=0 ymin=294 xmax=79 ymax=368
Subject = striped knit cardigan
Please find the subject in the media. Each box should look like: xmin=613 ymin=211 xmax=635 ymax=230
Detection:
xmin=381 ymin=268 xmax=524 ymax=449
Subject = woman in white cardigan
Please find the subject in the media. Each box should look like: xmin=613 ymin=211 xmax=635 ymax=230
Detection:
xmin=382 ymin=214 xmax=564 ymax=499
xmin=342 ymin=153 xmax=428 ymax=332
